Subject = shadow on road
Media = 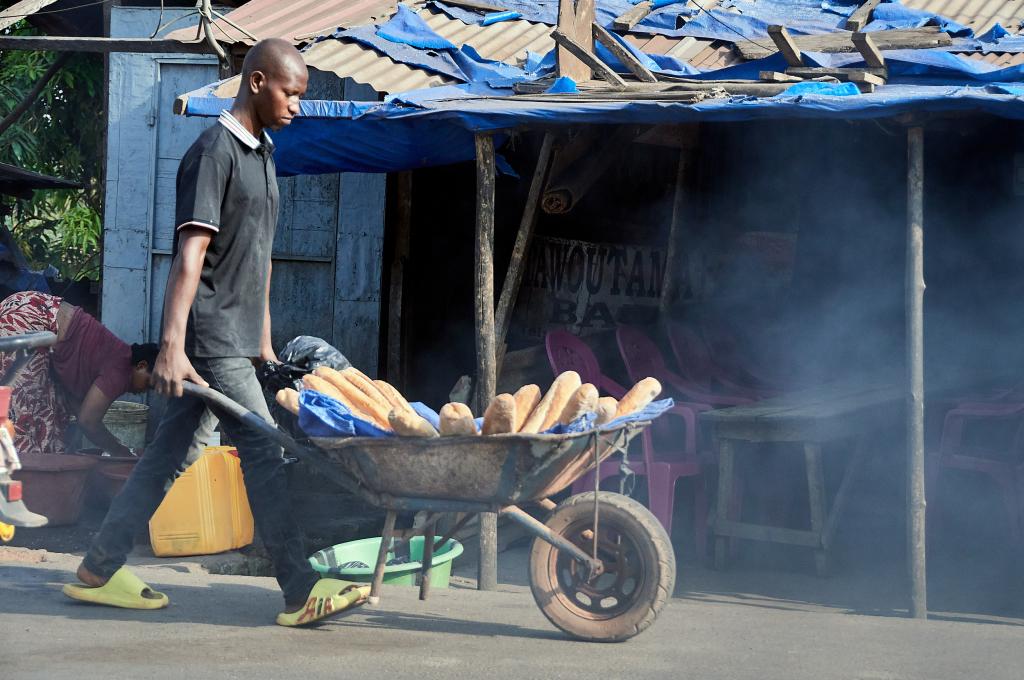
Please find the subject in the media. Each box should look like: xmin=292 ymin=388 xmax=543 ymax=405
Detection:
xmin=0 ymin=563 xmax=566 ymax=639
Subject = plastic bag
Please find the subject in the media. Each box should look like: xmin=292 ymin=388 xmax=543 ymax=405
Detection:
xmin=256 ymin=361 xmax=309 ymax=393
xmin=279 ymin=336 xmax=351 ymax=372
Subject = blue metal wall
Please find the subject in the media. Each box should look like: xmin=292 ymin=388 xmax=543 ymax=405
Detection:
xmin=102 ymin=7 xmax=384 ymax=372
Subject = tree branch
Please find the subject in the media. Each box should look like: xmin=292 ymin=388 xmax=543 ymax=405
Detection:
xmin=0 ymin=52 xmax=71 ymax=139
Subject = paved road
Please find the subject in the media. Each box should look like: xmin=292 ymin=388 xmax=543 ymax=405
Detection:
xmin=2 ymin=550 xmax=1023 ymax=680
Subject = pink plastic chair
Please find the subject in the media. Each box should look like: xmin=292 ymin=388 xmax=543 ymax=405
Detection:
xmin=667 ymin=322 xmax=775 ymax=401
xmin=927 ymin=401 xmax=1024 ymax=546
xmin=616 ymin=325 xmax=753 ymax=409
xmin=698 ymin=316 xmax=807 ymax=393
xmin=545 ymin=330 xmax=708 ymax=560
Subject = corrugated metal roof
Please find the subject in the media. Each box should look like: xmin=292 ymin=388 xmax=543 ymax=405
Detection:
xmin=305 ymin=8 xmax=554 ymax=95
xmin=903 ymin=0 xmax=1023 ymax=37
xmin=166 ymin=0 xmax=398 ymax=45
xmin=963 ymin=50 xmax=1024 ymax=67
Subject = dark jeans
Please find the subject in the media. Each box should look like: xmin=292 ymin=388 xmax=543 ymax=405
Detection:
xmin=83 ymin=356 xmax=318 ymax=605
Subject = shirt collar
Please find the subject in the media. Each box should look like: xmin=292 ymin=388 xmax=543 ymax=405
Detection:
xmin=219 ymin=111 xmax=273 ymax=151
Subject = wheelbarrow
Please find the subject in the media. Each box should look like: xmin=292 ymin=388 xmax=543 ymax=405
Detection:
xmin=184 ymin=383 xmax=676 ymax=642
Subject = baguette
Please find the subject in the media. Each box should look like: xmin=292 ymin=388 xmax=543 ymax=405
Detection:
xmin=559 ymin=383 xmax=599 ymax=425
xmin=439 ymin=402 xmax=478 ymax=436
xmin=310 ymin=367 xmax=391 ymax=429
xmin=512 ymin=384 xmax=541 ymax=433
xmin=301 ymin=374 xmax=346 ymax=404
xmin=374 ymin=380 xmax=414 ymax=413
xmin=340 ymin=367 xmax=393 ymax=411
xmin=482 ymin=394 xmax=516 ymax=435
xmin=389 ymin=408 xmax=438 ymax=438
xmin=595 ymin=396 xmax=618 ymax=425
xmin=275 ymin=388 xmax=300 ymax=416
xmin=614 ymin=377 xmax=662 ymax=418
xmin=520 ymin=371 xmax=581 ymax=434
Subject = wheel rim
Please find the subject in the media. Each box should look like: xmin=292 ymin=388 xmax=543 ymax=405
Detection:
xmin=549 ymin=517 xmax=648 ymax=621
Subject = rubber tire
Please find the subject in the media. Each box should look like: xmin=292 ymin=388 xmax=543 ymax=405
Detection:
xmin=528 ymin=491 xmax=676 ymax=642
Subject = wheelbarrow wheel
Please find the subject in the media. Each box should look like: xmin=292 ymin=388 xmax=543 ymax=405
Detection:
xmin=528 ymin=491 xmax=675 ymax=642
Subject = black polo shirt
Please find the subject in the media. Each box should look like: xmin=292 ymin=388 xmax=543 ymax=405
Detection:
xmin=173 ymin=112 xmax=278 ymax=358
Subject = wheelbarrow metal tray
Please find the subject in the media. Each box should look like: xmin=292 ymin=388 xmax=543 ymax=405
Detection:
xmin=310 ymin=424 xmax=643 ymax=505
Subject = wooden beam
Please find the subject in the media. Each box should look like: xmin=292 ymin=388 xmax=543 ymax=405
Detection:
xmin=474 ymin=132 xmax=498 ymax=593
xmin=714 ymin=520 xmax=823 ymax=548
xmin=849 ymin=71 xmax=885 ymax=86
xmin=845 ymin=0 xmax=882 ymax=31
xmin=0 ymin=0 xmax=60 ymax=33
xmin=0 ymin=36 xmax=215 ymax=54
xmin=785 ymin=66 xmax=887 ymax=81
xmin=768 ymin=25 xmax=804 ymax=67
xmin=495 ymin=133 xmax=556 ymax=349
xmin=906 ymin=125 xmax=927 ymax=619
xmin=551 ymin=29 xmax=628 ymax=89
xmin=592 ymin=21 xmax=658 ymax=83
xmin=613 ymin=1 xmax=652 ymax=31
xmin=852 ymin=32 xmax=886 ymax=68
xmin=759 ymin=71 xmax=804 ymax=83
xmin=736 ymin=27 xmax=950 ymax=60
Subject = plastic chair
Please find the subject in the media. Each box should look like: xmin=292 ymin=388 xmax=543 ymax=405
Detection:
xmin=667 ymin=322 xmax=774 ymax=401
xmin=616 ymin=325 xmax=753 ymax=409
xmin=927 ymin=401 xmax=1024 ymax=547
xmin=545 ymin=330 xmax=709 ymax=560
xmin=698 ymin=316 xmax=804 ymax=393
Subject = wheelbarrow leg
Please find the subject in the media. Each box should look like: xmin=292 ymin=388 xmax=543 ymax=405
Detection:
xmin=419 ymin=519 xmax=437 ymax=601
xmin=369 ymin=510 xmax=397 ymax=606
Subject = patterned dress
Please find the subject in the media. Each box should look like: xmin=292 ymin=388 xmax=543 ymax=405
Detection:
xmin=0 ymin=292 xmax=70 ymax=455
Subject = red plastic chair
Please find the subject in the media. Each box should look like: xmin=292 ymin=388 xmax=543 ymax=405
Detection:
xmin=667 ymin=322 xmax=775 ymax=401
xmin=545 ymin=330 xmax=708 ymax=560
xmin=927 ymin=401 xmax=1024 ymax=546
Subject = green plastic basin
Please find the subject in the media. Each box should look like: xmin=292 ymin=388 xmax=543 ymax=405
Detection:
xmin=309 ymin=536 xmax=464 ymax=588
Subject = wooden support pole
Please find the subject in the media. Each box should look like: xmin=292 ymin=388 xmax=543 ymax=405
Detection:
xmin=906 ymin=125 xmax=927 ymax=620
xmin=853 ymin=32 xmax=886 ymax=69
xmin=386 ymin=171 xmax=413 ymax=388
xmin=495 ymin=133 xmax=556 ymax=349
xmin=474 ymin=132 xmax=499 ymax=592
xmin=660 ymin=147 xmax=687 ymax=318
xmin=551 ymin=29 xmax=628 ymax=89
xmin=592 ymin=22 xmax=658 ymax=83
xmin=768 ymin=25 xmax=804 ymax=67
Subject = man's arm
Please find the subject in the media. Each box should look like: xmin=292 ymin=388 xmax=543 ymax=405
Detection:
xmin=259 ymin=259 xmax=278 ymax=363
xmin=151 ymin=228 xmax=212 ymax=397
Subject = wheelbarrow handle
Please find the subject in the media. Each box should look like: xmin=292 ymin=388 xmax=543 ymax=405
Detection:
xmin=180 ymin=381 xmax=307 ymax=458
xmin=0 ymin=331 xmax=57 ymax=354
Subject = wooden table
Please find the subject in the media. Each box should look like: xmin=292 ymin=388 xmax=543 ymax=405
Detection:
xmin=700 ymin=383 xmax=904 ymax=576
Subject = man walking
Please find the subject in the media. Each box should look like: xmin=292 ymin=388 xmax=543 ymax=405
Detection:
xmin=64 ymin=38 xmax=365 ymax=627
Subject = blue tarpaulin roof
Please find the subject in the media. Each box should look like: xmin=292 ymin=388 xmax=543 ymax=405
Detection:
xmin=181 ymin=0 xmax=1024 ymax=176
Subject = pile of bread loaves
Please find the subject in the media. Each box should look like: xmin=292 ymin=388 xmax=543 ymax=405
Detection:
xmin=276 ymin=368 xmax=662 ymax=438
